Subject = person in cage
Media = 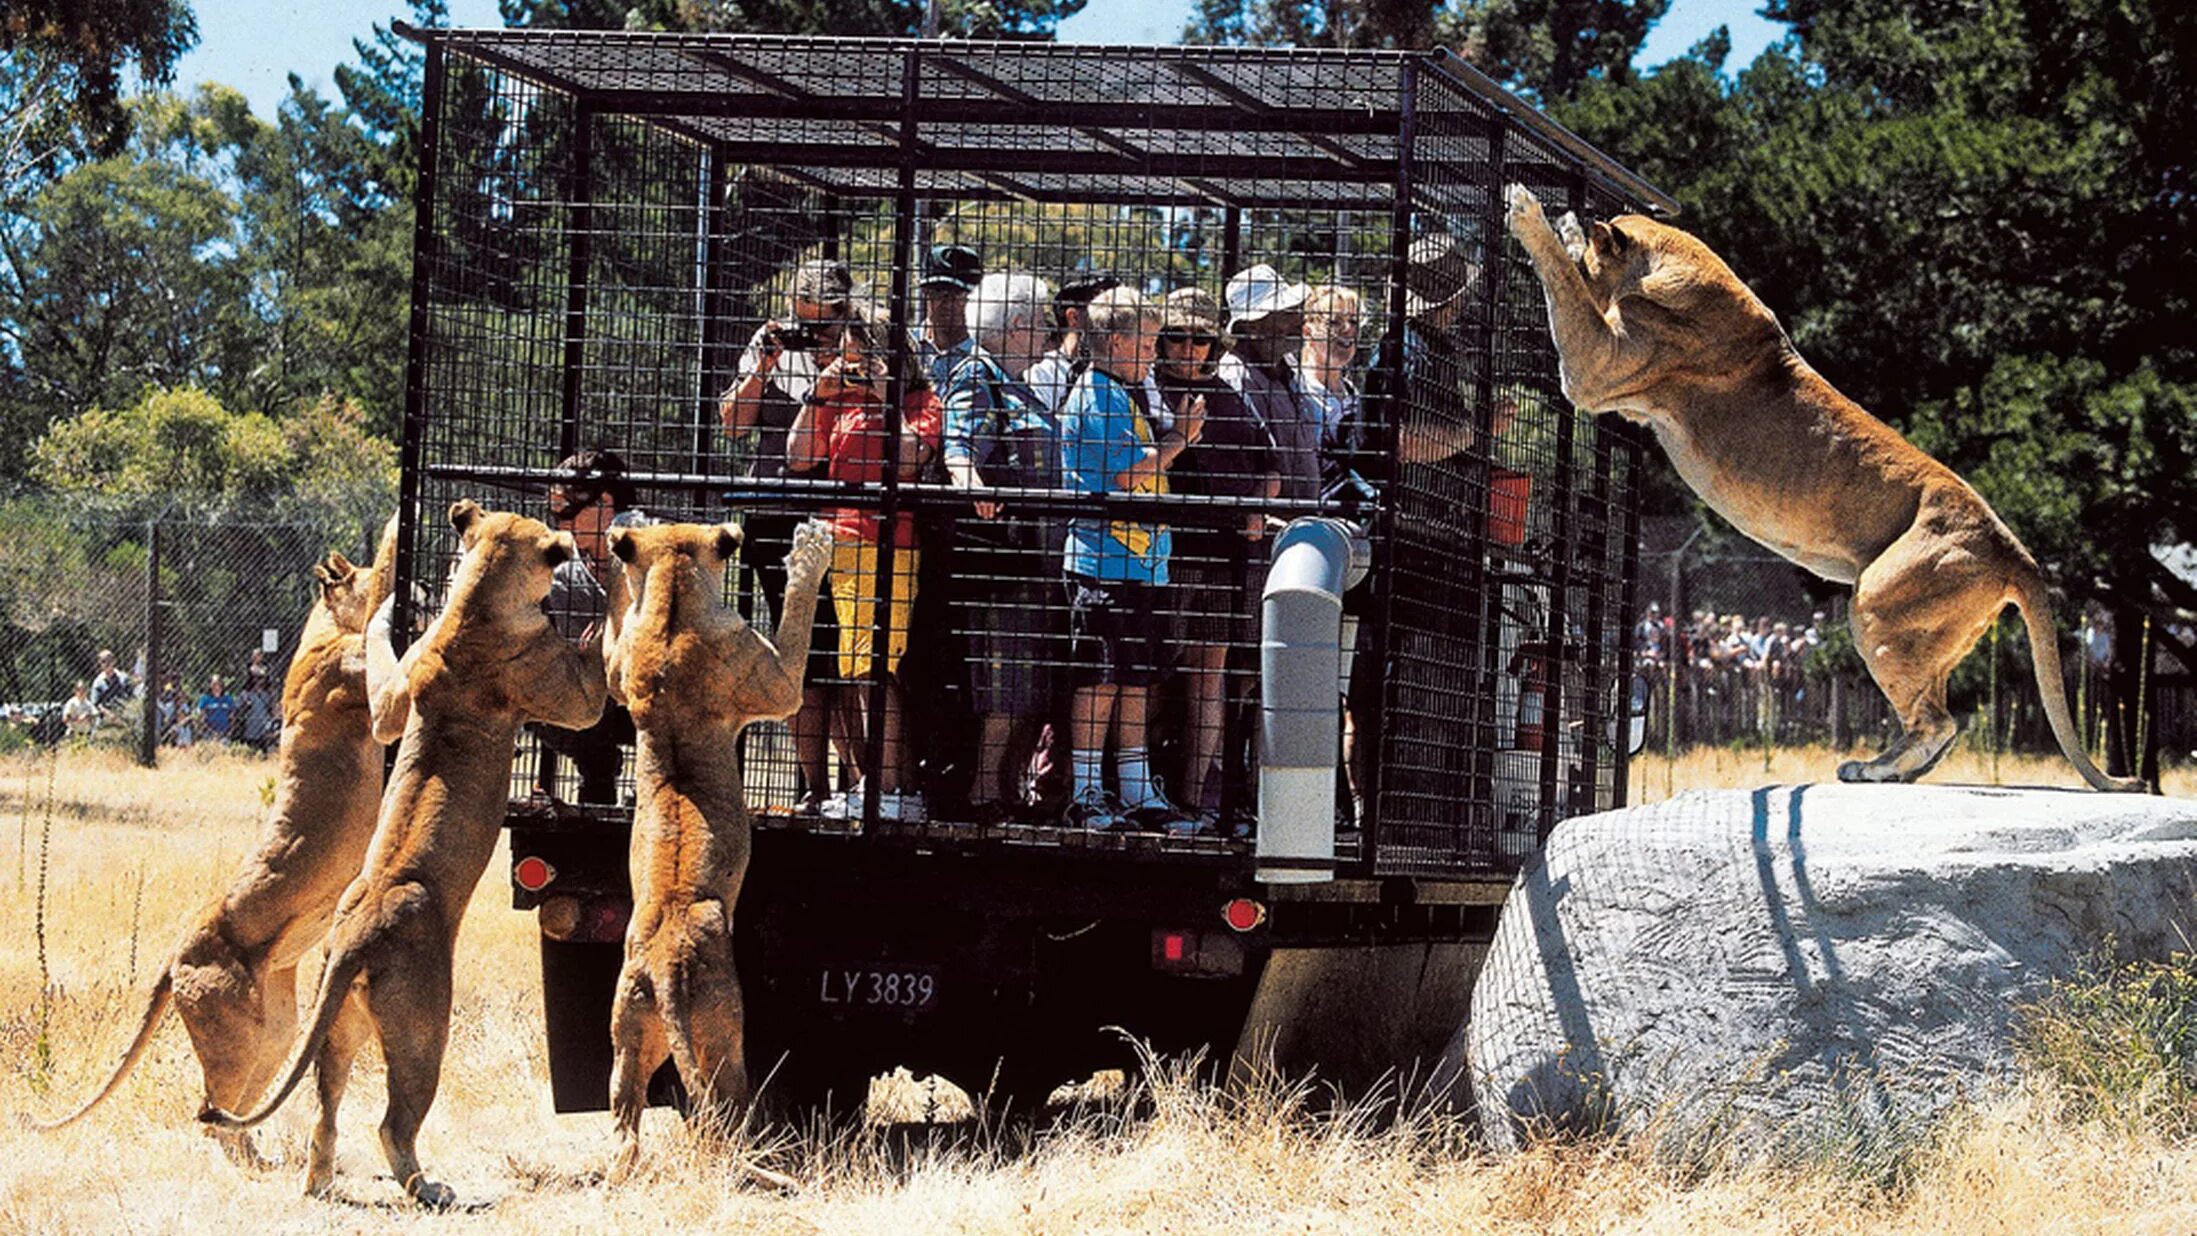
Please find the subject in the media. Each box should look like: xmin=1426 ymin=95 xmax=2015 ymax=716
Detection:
xmin=1300 ymin=284 xmax=1365 ymax=466
xmin=787 ymin=311 xmax=942 ymax=825
xmin=1058 ymin=287 xmax=1197 ymax=833
xmin=718 ymin=257 xmax=857 ymax=814
xmin=534 ymin=448 xmax=644 ymax=806
xmin=1027 ymin=271 xmax=1120 ymax=413
xmin=918 ymin=244 xmax=983 ymax=392
xmin=1217 ymin=263 xmax=1320 ymax=503
xmin=1335 ymin=234 xmax=1518 ymax=822
xmin=943 ymin=271 xmax=1062 ymax=824
xmin=1151 ymin=286 xmax=1277 ymax=833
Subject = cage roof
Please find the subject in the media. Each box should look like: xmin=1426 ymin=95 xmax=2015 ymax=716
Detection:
xmin=397 ymin=26 xmax=1676 ymax=215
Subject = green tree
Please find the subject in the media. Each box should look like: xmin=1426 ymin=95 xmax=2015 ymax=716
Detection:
xmin=0 ymin=0 xmax=197 ymax=193
xmin=32 ymin=385 xmax=395 ymax=518
xmin=1185 ymin=0 xmax=1667 ymax=101
xmin=1552 ymin=1 xmax=2197 ymax=684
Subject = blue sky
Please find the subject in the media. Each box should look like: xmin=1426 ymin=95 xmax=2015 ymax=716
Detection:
xmin=174 ymin=0 xmax=1786 ymax=121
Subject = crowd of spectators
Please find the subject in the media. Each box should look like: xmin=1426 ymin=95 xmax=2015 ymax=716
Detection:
xmin=15 ymin=645 xmax=285 ymax=752
xmin=1633 ymin=602 xmax=1829 ymax=691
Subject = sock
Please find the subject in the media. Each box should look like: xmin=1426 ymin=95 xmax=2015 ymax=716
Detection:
xmin=1119 ymin=748 xmax=1161 ymax=808
xmin=1074 ymin=749 xmax=1104 ymax=802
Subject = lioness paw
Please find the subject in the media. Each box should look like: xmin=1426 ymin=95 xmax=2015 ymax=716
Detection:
xmin=787 ymin=520 xmax=834 ymax=582
xmin=1504 ymin=183 xmax=1546 ymax=234
xmin=1556 ymin=211 xmax=1587 ymax=261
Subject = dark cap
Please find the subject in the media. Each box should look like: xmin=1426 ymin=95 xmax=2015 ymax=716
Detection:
xmin=920 ymin=244 xmax=983 ymax=292
xmin=1052 ymin=271 xmax=1121 ymax=328
xmin=1404 ymin=232 xmax=1481 ymax=318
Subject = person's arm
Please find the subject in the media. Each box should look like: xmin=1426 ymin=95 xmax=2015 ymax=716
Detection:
xmin=786 ymin=388 xmax=830 ymax=473
xmin=718 ymin=324 xmax=781 ymax=435
xmin=1112 ymin=391 xmax=1197 ymax=491
xmin=896 ymin=390 xmax=941 ymax=480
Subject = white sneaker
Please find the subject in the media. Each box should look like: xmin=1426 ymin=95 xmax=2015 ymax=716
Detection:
xmin=877 ymin=789 xmax=927 ymax=824
xmin=821 ymin=779 xmax=866 ymax=820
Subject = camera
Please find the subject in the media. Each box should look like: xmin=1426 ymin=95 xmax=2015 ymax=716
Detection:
xmin=771 ymin=322 xmax=825 ymax=353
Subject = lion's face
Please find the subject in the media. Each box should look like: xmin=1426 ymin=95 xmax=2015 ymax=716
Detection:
xmin=448 ymin=499 xmax=572 ymax=612
xmin=1574 ymin=214 xmax=1659 ymax=313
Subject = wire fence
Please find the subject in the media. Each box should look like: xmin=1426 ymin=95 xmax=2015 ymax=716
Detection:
xmin=0 ymin=490 xmax=389 ymax=762
xmin=1634 ymin=531 xmax=2192 ymax=773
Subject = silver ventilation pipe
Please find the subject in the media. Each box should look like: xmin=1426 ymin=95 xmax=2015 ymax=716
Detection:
xmin=1257 ymin=517 xmax=1371 ymax=884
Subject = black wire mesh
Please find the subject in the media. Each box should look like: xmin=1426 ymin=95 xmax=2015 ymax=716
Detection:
xmin=396 ymin=31 xmax=1660 ymax=876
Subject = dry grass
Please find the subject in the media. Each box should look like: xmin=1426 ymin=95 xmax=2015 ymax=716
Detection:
xmin=1 ymin=745 xmax=2193 ymax=1233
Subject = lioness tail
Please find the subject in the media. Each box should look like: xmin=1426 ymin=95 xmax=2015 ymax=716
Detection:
xmin=2014 ymin=574 xmax=2146 ymax=793
xmin=199 ymin=945 xmax=366 ymax=1130
xmin=30 ymin=970 xmax=172 ymax=1131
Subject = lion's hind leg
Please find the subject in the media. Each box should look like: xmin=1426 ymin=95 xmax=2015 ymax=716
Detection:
xmin=608 ymin=963 xmax=670 ymax=1183
xmin=1838 ymin=519 xmax=2005 ymax=784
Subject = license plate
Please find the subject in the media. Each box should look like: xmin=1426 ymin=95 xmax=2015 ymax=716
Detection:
xmin=816 ymin=965 xmax=940 ymax=1010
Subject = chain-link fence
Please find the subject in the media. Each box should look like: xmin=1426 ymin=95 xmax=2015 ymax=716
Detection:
xmin=0 ymin=490 xmax=388 ymax=762
xmin=1633 ymin=515 xmax=2192 ymax=771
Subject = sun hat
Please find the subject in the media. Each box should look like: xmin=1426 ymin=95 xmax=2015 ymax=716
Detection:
xmin=1160 ymin=286 xmax=1225 ymax=337
xmin=1223 ymin=263 xmax=1307 ymax=329
xmin=790 ymin=257 xmax=855 ymax=307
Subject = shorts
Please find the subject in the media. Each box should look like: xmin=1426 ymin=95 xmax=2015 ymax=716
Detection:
xmin=1065 ymin=573 xmax=1172 ymax=689
xmin=831 ymin=540 xmax=919 ymax=680
xmin=1168 ymin=539 xmax=1257 ymax=649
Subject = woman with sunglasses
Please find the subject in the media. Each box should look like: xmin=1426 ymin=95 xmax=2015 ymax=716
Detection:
xmin=538 ymin=448 xmax=644 ymax=805
xmin=1152 ymin=287 xmax=1278 ymax=834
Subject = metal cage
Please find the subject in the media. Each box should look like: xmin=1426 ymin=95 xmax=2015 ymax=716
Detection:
xmin=393 ymin=27 xmax=1664 ymax=878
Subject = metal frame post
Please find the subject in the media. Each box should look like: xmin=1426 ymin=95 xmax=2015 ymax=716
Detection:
xmin=694 ymin=148 xmax=731 ymax=499
xmin=139 ymin=516 xmax=160 ymax=768
xmin=1534 ymin=174 xmax=1588 ymax=841
xmin=1609 ymin=428 xmax=1645 ymax=808
xmin=394 ymin=40 xmax=446 ymax=655
xmin=558 ymin=102 xmax=597 ymax=463
xmin=1360 ymin=57 xmax=1417 ymax=866
xmin=1468 ymin=120 xmax=1511 ymax=855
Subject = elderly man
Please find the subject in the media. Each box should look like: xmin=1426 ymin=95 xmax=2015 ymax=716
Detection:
xmin=941 ymin=271 xmax=1061 ymax=820
xmin=1216 ymin=264 xmax=1321 ymax=503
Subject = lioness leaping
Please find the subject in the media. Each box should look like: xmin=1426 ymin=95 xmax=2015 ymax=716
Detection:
xmin=1504 ymin=183 xmax=2139 ymax=791
xmin=600 ymin=518 xmax=831 ymax=1182
xmin=33 ymin=521 xmax=396 ymax=1163
xmin=201 ymin=500 xmax=609 ymax=1206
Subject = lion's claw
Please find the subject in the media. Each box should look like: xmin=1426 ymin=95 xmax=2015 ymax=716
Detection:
xmin=1504 ymin=183 xmax=1546 ymax=234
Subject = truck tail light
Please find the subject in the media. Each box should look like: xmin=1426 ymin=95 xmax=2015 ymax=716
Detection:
xmin=1151 ymin=928 xmax=1245 ymax=977
xmin=1222 ymin=898 xmax=1266 ymax=932
xmin=514 ymin=855 xmax=556 ymax=893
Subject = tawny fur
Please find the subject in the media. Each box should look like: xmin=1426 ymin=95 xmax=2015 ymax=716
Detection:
xmin=199 ymin=499 xmax=609 ymax=1208
xmin=1506 ymin=184 xmax=2139 ymax=790
xmin=600 ymin=518 xmax=829 ymax=1186
xmin=32 ymin=518 xmax=399 ymax=1165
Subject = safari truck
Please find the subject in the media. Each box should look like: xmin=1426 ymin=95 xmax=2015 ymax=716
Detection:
xmin=388 ymin=26 xmax=1667 ymax=1113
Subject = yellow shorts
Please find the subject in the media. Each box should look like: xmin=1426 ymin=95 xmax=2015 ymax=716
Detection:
xmin=831 ymin=540 xmax=919 ymax=680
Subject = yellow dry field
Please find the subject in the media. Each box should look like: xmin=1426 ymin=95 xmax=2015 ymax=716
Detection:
xmin=1 ymin=744 xmax=2193 ymax=1234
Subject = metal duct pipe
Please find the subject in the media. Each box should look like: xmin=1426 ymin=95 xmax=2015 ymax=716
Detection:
xmin=1257 ymin=518 xmax=1371 ymax=884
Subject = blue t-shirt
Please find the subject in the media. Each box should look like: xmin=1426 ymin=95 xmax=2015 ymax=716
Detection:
xmin=1059 ymin=368 xmax=1169 ymax=584
xmin=196 ymin=691 xmax=235 ymax=736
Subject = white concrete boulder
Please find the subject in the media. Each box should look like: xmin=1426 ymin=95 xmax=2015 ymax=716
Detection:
xmin=1453 ymin=783 xmax=2197 ymax=1154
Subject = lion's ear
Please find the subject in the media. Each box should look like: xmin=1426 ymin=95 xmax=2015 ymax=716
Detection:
xmin=1593 ymin=219 xmax=1637 ymax=258
xmin=714 ymin=524 xmax=742 ymax=562
xmin=449 ymin=499 xmax=483 ymax=538
xmin=543 ymin=534 xmax=573 ymax=569
xmin=610 ymin=528 xmax=638 ymax=564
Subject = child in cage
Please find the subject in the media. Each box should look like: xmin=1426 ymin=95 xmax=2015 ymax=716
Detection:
xmin=786 ymin=311 xmax=942 ymax=825
xmin=1057 ymin=288 xmax=1200 ymax=833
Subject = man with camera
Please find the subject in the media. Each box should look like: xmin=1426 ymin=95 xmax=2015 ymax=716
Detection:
xmin=717 ymin=258 xmax=859 ymax=813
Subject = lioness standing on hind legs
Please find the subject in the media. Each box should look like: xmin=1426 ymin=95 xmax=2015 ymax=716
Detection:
xmin=1502 ymin=183 xmax=2140 ymax=791
xmin=600 ymin=517 xmax=832 ymax=1182
xmin=201 ymin=500 xmax=608 ymax=1206
xmin=32 ymin=520 xmax=397 ymax=1165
